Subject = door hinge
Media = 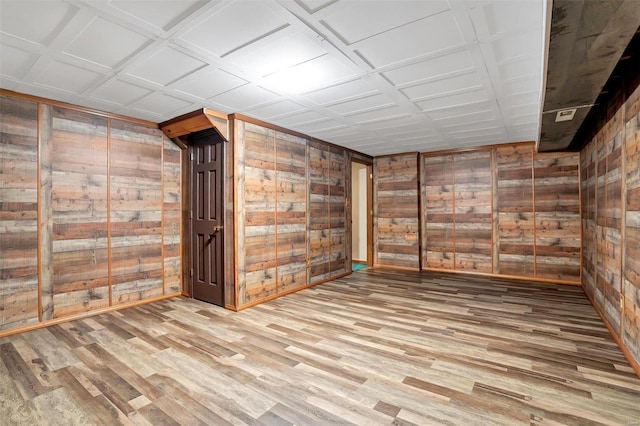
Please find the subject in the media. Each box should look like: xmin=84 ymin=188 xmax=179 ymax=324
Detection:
xmin=369 ymin=173 xmax=373 ymax=179
xmin=190 ymin=269 xmax=194 ymax=278
xmin=189 ymin=211 xmax=193 ymax=219
xmin=190 ymin=152 xmax=195 ymax=161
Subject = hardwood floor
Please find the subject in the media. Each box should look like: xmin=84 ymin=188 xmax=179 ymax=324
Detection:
xmin=1 ymin=269 xmax=639 ymax=425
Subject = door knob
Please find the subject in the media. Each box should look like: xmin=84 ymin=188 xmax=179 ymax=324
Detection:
xmin=212 ymin=225 xmax=224 ymax=233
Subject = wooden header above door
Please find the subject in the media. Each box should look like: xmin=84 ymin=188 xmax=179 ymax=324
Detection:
xmin=159 ymin=108 xmax=229 ymax=141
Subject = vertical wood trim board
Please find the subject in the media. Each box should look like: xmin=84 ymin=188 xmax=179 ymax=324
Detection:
xmin=0 ymin=93 xmax=182 ymax=335
xmin=163 ymin=135 xmax=182 ymax=295
xmin=38 ymin=104 xmax=54 ymax=321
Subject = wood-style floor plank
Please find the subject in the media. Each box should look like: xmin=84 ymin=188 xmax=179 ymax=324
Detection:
xmin=1 ymin=269 xmax=639 ymax=425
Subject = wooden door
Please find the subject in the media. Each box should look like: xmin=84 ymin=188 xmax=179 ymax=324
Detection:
xmin=190 ymin=130 xmax=224 ymax=306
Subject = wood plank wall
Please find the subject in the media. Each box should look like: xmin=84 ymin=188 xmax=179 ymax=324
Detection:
xmin=374 ymin=153 xmax=420 ymax=269
xmin=275 ymin=131 xmax=307 ymax=293
xmin=163 ymin=136 xmax=182 ymax=295
xmin=420 ymin=143 xmax=580 ymax=283
xmin=308 ymin=140 xmax=330 ymax=282
xmin=110 ymin=119 xmax=164 ymax=306
xmin=422 ymin=154 xmax=454 ymax=269
xmin=581 ymin=83 xmax=640 ymax=370
xmin=495 ymin=145 xmax=535 ymax=277
xmin=0 ymin=96 xmax=39 ymax=329
xmin=49 ymin=107 xmax=110 ymax=318
xmin=328 ymin=146 xmax=348 ymax=276
xmin=454 ymin=151 xmax=492 ymax=272
xmin=0 ymin=93 xmax=182 ymax=334
xmin=307 ymin=142 xmax=348 ymax=283
xmin=237 ymin=122 xmax=277 ymax=304
xmin=234 ymin=119 xmax=349 ymax=308
xmin=534 ymin=152 xmax=581 ymax=282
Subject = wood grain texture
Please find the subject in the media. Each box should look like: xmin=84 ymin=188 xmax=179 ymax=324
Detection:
xmin=1 ymin=94 xmax=183 ymax=334
xmin=240 ymin=122 xmax=277 ymax=304
xmin=582 ymin=82 xmax=640 ymax=373
xmin=421 ymin=144 xmax=580 ymax=284
xmin=308 ymin=141 xmax=331 ymax=282
xmin=234 ymin=121 xmax=347 ymax=307
xmin=534 ymin=152 xmax=581 ymax=282
xmin=2 ymin=269 xmax=639 ymax=425
xmin=275 ymin=131 xmax=307 ymax=293
xmin=496 ymin=144 xmax=535 ymax=277
xmin=581 ymin=142 xmax=597 ymax=301
xmin=51 ymin=107 xmax=110 ymax=319
xmin=110 ymin=119 xmax=164 ymax=306
xmin=163 ymin=135 xmax=182 ymax=295
xmin=421 ymin=154 xmax=454 ymax=270
xmin=374 ymin=154 xmax=420 ymax=269
xmin=623 ymin=85 xmax=640 ymax=369
xmin=0 ymin=95 xmax=39 ymax=330
xmin=453 ymin=151 xmax=492 ymax=272
xmin=39 ymin=105 xmax=54 ymax=321
xmin=328 ymin=146 xmax=347 ymax=276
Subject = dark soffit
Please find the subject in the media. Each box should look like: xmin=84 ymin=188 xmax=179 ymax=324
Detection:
xmin=538 ymin=0 xmax=640 ymax=152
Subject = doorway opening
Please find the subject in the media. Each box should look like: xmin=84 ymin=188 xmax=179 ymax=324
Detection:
xmin=351 ymin=160 xmax=373 ymax=272
xmin=189 ymin=128 xmax=225 ymax=306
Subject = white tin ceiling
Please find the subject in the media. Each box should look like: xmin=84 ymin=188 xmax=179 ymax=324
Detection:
xmin=0 ymin=0 xmax=546 ymax=156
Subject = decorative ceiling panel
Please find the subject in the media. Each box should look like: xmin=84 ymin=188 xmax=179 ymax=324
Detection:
xmin=319 ymin=0 xmax=450 ymax=45
xmin=381 ymin=49 xmax=475 ymax=87
xmin=0 ymin=1 xmax=77 ymax=46
xmin=33 ymin=60 xmax=102 ymax=94
xmin=354 ymin=11 xmax=465 ymax=69
xmin=180 ymin=1 xmax=289 ymax=57
xmin=0 ymin=0 xmax=560 ymax=155
xmin=64 ymin=17 xmax=152 ymax=68
xmin=107 ymin=0 xmax=209 ymax=32
xmin=126 ymin=47 xmax=206 ymax=86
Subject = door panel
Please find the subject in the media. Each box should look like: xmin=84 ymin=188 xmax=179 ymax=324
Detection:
xmin=191 ymin=131 xmax=224 ymax=306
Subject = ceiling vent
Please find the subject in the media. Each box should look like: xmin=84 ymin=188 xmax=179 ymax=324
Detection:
xmin=555 ymin=108 xmax=577 ymax=122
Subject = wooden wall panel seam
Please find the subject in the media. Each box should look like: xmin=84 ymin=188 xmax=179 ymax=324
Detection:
xmin=107 ymin=118 xmax=113 ymax=307
xmin=273 ymin=131 xmax=278 ymax=292
xmin=39 ymin=104 xmax=53 ymax=322
xmin=620 ymin=97 xmax=626 ymax=339
xmin=161 ymin=134 xmax=165 ymax=296
xmin=531 ymin=144 xmax=537 ymax=277
xmin=416 ymin=152 xmax=423 ymax=270
xmin=233 ymin=119 xmax=241 ymax=308
xmin=36 ymin=102 xmax=42 ymax=322
xmin=452 ymin=154 xmax=456 ymax=267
